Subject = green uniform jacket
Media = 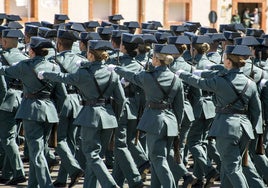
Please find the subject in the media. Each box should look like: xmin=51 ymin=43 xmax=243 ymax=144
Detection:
xmin=54 ymin=50 xmax=87 ymax=118
xmin=0 ymin=48 xmax=28 ymax=112
xmin=119 ymin=54 xmax=144 ymax=120
xmin=207 ymin=52 xmax=222 ymax=64
xmin=192 ymin=54 xmax=216 ymax=119
xmin=115 ymin=65 xmax=184 ymax=137
xmin=243 ymin=59 xmax=268 ymax=83
xmin=169 ymin=56 xmax=195 ymax=122
xmin=0 ymin=56 xmax=66 ymax=122
xmin=179 ymin=68 xmax=263 ymax=140
xmin=43 ymin=61 xmax=125 ymax=129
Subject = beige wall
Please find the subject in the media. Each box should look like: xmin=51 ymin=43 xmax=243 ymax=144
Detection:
xmin=92 ymin=0 xmax=111 ymax=21
xmin=68 ymin=0 xmax=89 ymax=22
xmin=192 ymin=0 xmax=211 ymax=27
xmin=144 ymin=0 xmax=164 ymax=24
xmin=118 ymin=0 xmax=139 ymax=23
xmin=38 ymin=0 xmax=61 ymax=23
xmin=217 ymin=0 xmax=233 ymax=30
xmin=0 ymin=0 xmax=4 ymax=13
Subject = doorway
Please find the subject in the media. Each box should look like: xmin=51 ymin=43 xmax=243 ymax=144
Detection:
xmin=232 ymin=0 xmax=266 ymax=31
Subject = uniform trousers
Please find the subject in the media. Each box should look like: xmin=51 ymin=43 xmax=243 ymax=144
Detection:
xmin=23 ymin=120 xmax=54 ymax=188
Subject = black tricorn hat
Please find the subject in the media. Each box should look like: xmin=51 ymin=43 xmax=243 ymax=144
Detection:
xmin=38 ymin=27 xmax=57 ymax=38
xmin=224 ymin=45 xmax=252 ymax=56
xmin=154 ymin=44 xmax=179 ymax=54
xmin=121 ymin=33 xmax=143 ymax=44
xmin=25 ymin=25 xmax=39 ymax=36
xmin=57 ymin=29 xmax=79 ymax=40
xmin=2 ymin=29 xmax=24 ymax=38
xmin=88 ymin=40 xmax=114 ymax=50
xmin=80 ymin=32 xmax=101 ymax=41
xmin=234 ymin=36 xmax=260 ymax=46
xmin=54 ymin=14 xmax=70 ymax=21
xmin=30 ymin=36 xmax=54 ymax=49
xmin=168 ymin=35 xmax=191 ymax=45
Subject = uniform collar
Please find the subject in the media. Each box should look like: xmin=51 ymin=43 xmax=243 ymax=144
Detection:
xmin=58 ymin=50 xmax=72 ymax=56
xmin=154 ymin=65 xmax=167 ymax=71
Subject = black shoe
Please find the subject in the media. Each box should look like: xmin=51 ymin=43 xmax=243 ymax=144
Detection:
xmin=204 ymin=168 xmax=219 ymax=188
xmin=6 ymin=176 xmax=27 ymax=185
xmin=48 ymin=158 xmax=60 ymax=173
xmin=134 ymin=181 xmax=144 ymax=188
xmin=53 ymin=181 xmax=67 ymax=188
xmin=192 ymin=179 xmax=204 ymax=188
xmin=182 ymin=174 xmax=198 ymax=188
xmin=22 ymin=157 xmax=29 ymax=163
xmin=0 ymin=177 xmax=11 ymax=184
xmin=139 ymin=161 xmax=150 ymax=182
xmin=69 ymin=169 xmax=84 ymax=188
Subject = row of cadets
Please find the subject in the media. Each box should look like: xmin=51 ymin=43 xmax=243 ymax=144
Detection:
xmin=0 ymin=29 xmax=27 ymax=185
xmin=38 ymin=39 xmax=124 ymax=188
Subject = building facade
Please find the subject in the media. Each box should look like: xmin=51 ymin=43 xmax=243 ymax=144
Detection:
xmin=0 ymin=0 xmax=267 ymax=32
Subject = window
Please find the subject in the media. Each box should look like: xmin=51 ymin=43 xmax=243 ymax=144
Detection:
xmin=164 ymin=0 xmax=192 ymax=28
xmin=5 ymin=0 xmax=38 ymax=22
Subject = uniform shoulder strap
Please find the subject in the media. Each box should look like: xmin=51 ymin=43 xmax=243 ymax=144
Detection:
xmin=150 ymin=72 xmax=176 ymax=102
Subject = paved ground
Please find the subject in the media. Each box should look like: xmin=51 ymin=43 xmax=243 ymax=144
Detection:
xmin=0 ymin=148 xmax=222 ymax=188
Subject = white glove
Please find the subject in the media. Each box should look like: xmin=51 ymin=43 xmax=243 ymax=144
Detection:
xmin=121 ymin=77 xmax=130 ymax=87
xmin=192 ymin=69 xmax=203 ymax=77
xmin=175 ymin=69 xmax=185 ymax=77
xmin=107 ymin=64 xmax=117 ymax=72
xmin=76 ymin=60 xmax=82 ymax=67
xmin=37 ymin=71 xmax=45 ymax=80
xmin=205 ymin=64 xmax=213 ymax=70
xmin=259 ymin=79 xmax=267 ymax=90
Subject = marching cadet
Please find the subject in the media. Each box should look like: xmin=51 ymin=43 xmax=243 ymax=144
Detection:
xmin=113 ymin=33 xmax=150 ymax=180
xmin=108 ymin=43 xmax=184 ymax=188
xmin=106 ymin=30 xmax=128 ymax=65
xmin=50 ymin=29 xmax=85 ymax=187
xmin=0 ymin=36 xmax=66 ymax=187
xmin=108 ymin=14 xmax=124 ymax=25
xmin=79 ymin=31 xmax=101 ymax=58
xmin=0 ymin=25 xmax=7 ymax=171
xmin=39 ymin=39 xmax=124 ymax=188
xmin=83 ymin=21 xmax=100 ymax=32
xmin=23 ymin=24 xmax=39 ymax=56
xmin=123 ymin=21 xmax=140 ymax=34
xmin=167 ymin=35 xmax=198 ymax=187
xmin=205 ymin=33 xmax=226 ymax=64
xmin=186 ymin=35 xmax=220 ymax=187
xmin=176 ymin=45 xmax=264 ymax=188
xmin=37 ymin=27 xmax=57 ymax=59
xmin=234 ymin=36 xmax=268 ymax=187
xmin=0 ymin=29 xmax=27 ymax=185
xmin=109 ymin=33 xmax=147 ymax=187
xmin=54 ymin=14 xmax=70 ymax=25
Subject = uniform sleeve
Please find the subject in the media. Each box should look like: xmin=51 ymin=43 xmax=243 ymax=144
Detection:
xmin=173 ymin=79 xmax=185 ymax=126
xmin=249 ymin=83 xmax=263 ymax=134
xmin=114 ymin=66 xmax=145 ymax=88
xmin=43 ymin=70 xmax=81 ymax=86
xmin=0 ymin=63 xmax=23 ymax=80
xmin=179 ymin=71 xmax=218 ymax=92
xmin=112 ymin=75 xmax=126 ymax=119
xmin=0 ymin=75 xmax=7 ymax=104
xmin=52 ymin=82 xmax=67 ymax=113
xmin=261 ymin=82 xmax=268 ymax=124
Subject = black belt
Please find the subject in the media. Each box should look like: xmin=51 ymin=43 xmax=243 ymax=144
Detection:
xmin=80 ymin=98 xmax=110 ymax=106
xmin=23 ymin=93 xmax=51 ymax=100
xmin=215 ymin=107 xmax=247 ymax=115
xmin=146 ymin=102 xmax=171 ymax=110
xmin=9 ymin=83 xmax=23 ymax=90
